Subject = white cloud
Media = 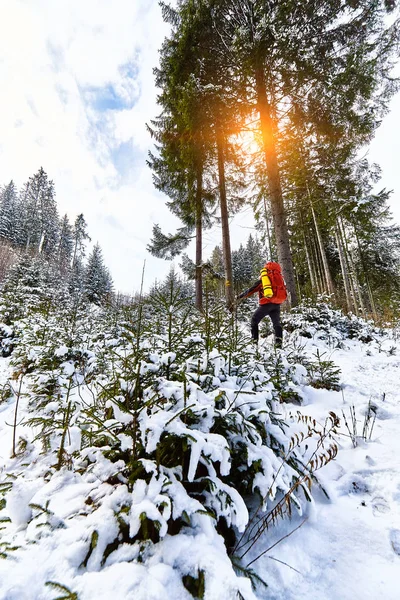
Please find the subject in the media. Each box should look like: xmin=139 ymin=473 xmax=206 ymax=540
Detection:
xmin=0 ymin=0 xmax=178 ymax=293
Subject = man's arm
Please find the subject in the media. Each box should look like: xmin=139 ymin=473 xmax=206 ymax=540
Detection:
xmin=237 ymin=279 xmax=261 ymax=300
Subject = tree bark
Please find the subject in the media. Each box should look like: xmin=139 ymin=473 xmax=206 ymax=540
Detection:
xmin=255 ymin=66 xmax=298 ymax=306
xmin=195 ymin=164 xmax=203 ymax=312
xmin=263 ymin=196 xmax=274 ymax=260
xmin=335 ymin=221 xmax=353 ymax=312
xmin=303 ymin=228 xmax=317 ymax=295
xmin=300 ymin=206 xmax=317 ymax=295
xmin=339 ymin=217 xmax=365 ymax=317
xmin=307 ymin=190 xmax=335 ymax=298
xmin=353 ymin=222 xmax=378 ymax=320
xmin=216 ymin=126 xmax=235 ymax=308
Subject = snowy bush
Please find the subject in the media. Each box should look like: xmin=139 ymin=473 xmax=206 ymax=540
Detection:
xmin=0 ymin=278 xmax=342 ymax=599
xmin=283 ymin=297 xmax=388 ymax=345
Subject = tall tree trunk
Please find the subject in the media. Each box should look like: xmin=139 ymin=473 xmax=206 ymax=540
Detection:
xmin=339 ymin=217 xmax=365 ymax=317
xmin=338 ymin=218 xmax=358 ymax=315
xmin=300 ymin=207 xmax=317 ymax=294
xmin=303 ymin=229 xmax=317 ymax=295
xmin=263 ymin=196 xmax=274 ymax=260
xmin=195 ymin=164 xmax=204 ymax=312
xmin=216 ymin=126 xmax=235 ymax=308
xmin=255 ymin=66 xmax=298 ymax=306
xmin=335 ymin=221 xmax=353 ymax=312
xmin=307 ymin=190 xmax=335 ymax=298
xmin=311 ymin=229 xmax=326 ymax=296
xmin=353 ymin=222 xmax=378 ymax=320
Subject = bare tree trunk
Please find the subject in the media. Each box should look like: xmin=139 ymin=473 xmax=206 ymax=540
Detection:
xmin=335 ymin=221 xmax=353 ymax=312
xmin=307 ymin=191 xmax=335 ymax=298
xmin=300 ymin=207 xmax=317 ymax=294
xmin=216 ymin=126 xmax=235 ymax=308
xmin=337 ymin=217 xmax=359 ymax=315
xmin=303 ymin=229 xmax=317 ymax=294
xmin=195 ymin=164 xmax=203 ymax=312
xmin=311 ymin=233 xmax=324 ymax=295
xmin=263 ymin=196 xmax=274 ymax=260
xmin=339 ymin=217 xmax=366 ymax=317
xmin=353 ymin=222 xmax=378 ymax=320
xmin=38 ymin=232 xmax=45 ymax=254
xmin=255 ymin=66 xmax=298 ymax=306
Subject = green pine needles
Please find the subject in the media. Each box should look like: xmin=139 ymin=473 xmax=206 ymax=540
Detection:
xmin=0 ymin=272 xmax=352 ymax=596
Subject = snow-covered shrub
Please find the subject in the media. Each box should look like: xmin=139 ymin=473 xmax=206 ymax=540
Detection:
xmin=283 ymin=297 xmax=387 ymax=344
xmin=0 ymin=278 xmax=341 ymax=598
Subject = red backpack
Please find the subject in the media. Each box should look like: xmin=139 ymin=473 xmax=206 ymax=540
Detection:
xmin=261 ymin=262 xmax=287 ymax=304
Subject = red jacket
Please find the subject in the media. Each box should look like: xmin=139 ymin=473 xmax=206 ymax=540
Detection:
xmin=237 ymin=262 xmax=287 ymax=305
xmin=238 ymin=279 xmax=269 ymax=304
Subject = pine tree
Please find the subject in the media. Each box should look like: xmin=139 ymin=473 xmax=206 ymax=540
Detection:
xmin=57 ymin=214 xmax=74 ymax=276
xmin=71 ymin=214 xmax=90 ymax=268
xmin=84 ymin=243 xmax=113 ymax=305
xmin=0 ymin=181 xmax=18 ymax=244
xmin=191 ymin=0 xmax=400 ymax=306
xmin=19 ymin=167 xmax=60 ymax=255
xmin=151 ymin=1 xmax=248 ymax=310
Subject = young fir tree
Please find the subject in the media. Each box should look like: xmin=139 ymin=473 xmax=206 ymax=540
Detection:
xmin=0 ymin=181 xmax=18 ymax=245
xmin=71 ymin=214 xmax=91 ymax=269
xmin=19 ymin=167 xmax=60 ymax=255
xmin=84 ymin=243 xmax=113 ymax=305
xmin=57 ymin=214 xmax=74 ymax=277
xmin=1 ymin=254 xmax=47 ymax=322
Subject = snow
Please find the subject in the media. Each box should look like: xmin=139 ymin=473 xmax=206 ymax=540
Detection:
xmin=248 ymin=333 xmax=400 ymax=600
xmin=0 ymin=310 xmax=400 ymax=599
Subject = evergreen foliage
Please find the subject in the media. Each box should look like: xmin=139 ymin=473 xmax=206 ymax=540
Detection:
xmin=150 ymin=0 xmax=400 ymax=318
xmin=0 ymin=181 xmax=19 ymax=245
xmin=0 ymin=170 xmax=114 ymax=309
xmin=19 ymin=167 xmax=59 ymax=255
xmin=57 ymin=214 xmax=74 ymax=275
xmin=0 ymin=271 xmax=369 ymax=596
xmin=232 ymin=235 xmax=267 ymax=291
xmin=84 ymin=243 xmax=113 ymax=305
xmin=71 ymin=214 xmax=90 ymax=268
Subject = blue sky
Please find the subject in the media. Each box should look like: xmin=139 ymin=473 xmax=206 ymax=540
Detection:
xmin=0 ymin=0 xmax=399 ymax=294
xmin=0 ymin=0 xmax=180 ymax=293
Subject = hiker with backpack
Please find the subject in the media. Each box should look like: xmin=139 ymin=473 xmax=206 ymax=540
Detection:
xmin=235 ymin=261 xmax=287 ymax=348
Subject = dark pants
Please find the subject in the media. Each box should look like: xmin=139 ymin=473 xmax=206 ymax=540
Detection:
xmin=251 ymin=303 xmax=283 ymax=345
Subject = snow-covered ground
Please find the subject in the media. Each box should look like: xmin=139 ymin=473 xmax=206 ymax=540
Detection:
xmin=0 ymin=321 xmax=399 ymax=599
xmin=253 ymin=334 xmax=400 ymax=600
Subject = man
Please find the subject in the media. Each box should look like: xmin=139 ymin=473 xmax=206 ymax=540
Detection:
xmin=236 ymin=261 xmax=287 ymax=348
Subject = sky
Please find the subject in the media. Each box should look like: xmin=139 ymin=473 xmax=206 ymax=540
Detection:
xmin=0 ymin=0 xmax=399 ymax=295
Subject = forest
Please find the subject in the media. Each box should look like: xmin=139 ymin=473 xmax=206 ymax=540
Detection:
xmin=0 ymin=168 xmax=113 ymax=306
xmin=0 ymin=1 xmax=400 ymax=599
xmin=147 ymin=0 xmax=400 ymax=321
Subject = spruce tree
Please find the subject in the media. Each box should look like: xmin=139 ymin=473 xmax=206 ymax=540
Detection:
xmin=19 ymin=167 xmax=59 ymax=255
xmin=148 ymin=5 xmax=216 ymax=311
xmin=84 ymin=243 xmax=113 ymax=305
xmin=71 ymin=214 xmax=90 ymax=268
xmin=57 ymin=214 xmax=74 ymax=276
xmin=190 ymin=0 xmax=400 ymax=306
xmin=151 ymin=1 xmax=248 ymax=310
xmin=0 ymin=181 xmax=18 ymax=244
